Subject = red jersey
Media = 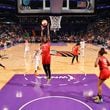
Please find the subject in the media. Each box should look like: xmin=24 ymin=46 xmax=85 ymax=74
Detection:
xmin=72 ymin=45 xmax=79 ymax=55
xmin=41 ymin=42 xmax=51 ymax=64
xmin=98 ymin=56 xmax=110 ymax=70
xmin=98 ymin=56 xmax=110 ymax=79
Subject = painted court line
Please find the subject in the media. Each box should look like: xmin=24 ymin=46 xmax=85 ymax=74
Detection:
xmin=19 ymin=96 xmax=93 ymax=110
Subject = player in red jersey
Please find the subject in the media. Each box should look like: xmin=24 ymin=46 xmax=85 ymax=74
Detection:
xmin=41 ymin=23 xmax=51 ymax=84
xmin=71 ymin=42 xmax=80 ymax=64
xmin=93 ymin=48 xmax=110 ymax=103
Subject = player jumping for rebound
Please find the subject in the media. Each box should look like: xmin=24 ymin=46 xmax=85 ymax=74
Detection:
xmin=41 ymin=20 xmax=51 ymax=84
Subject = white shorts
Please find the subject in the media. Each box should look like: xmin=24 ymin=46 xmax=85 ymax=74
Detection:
xmin=25 ymin=47 xmax=30 ymax=52
xmin=35 ymin=60 xmax=40 ymax=70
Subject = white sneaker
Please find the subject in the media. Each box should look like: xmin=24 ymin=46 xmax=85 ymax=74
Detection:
xmin=93 ymin=96 xmax=103 ymax=103
xmin=92 ymin=96 xmax=99 ymax=100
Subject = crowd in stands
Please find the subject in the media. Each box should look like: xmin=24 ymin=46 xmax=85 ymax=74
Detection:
xmin=0 ymin=17 xmax=110 ymax=49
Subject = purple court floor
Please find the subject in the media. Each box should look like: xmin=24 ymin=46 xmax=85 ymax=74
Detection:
xmin=0 ymin=74 xmax=110 ymax=110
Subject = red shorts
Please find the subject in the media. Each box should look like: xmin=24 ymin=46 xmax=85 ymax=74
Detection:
xmin=99 ymin=68 xmax=110 ymax=80
xmin=42 ymin=54 xmax=51 ymax=64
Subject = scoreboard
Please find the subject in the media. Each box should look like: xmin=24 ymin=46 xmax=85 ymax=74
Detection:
xmin=17 ymin=0 xmax=95 ymax=14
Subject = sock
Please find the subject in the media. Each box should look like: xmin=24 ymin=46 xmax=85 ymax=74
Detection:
xmin=98 ymin=94 xmax=102 ymax=100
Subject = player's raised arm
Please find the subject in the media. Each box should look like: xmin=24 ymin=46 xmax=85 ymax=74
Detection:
xmin=41 ymin=25 xmax=44 ymax=43
xmin=47 ymin=23 xmax=50 ymax=41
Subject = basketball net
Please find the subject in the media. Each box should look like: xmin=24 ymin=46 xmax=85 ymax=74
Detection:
xmin=49 ymin=16 xmax=62 ymax=32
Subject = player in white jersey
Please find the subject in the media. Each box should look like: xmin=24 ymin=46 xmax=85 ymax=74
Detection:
xmin=3 ymin=42 xmax=7 ymax=55
xmin=33 ymin=44 xmax=42 ymax=75
xmin=24 ymin=39 xmax=30 ymax=57
xmin=80 ymin=39 xmax=85 ymax=57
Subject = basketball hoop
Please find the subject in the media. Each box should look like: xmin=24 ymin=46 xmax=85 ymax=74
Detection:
xmin=49 ymin=16 xmax=62 ymax=32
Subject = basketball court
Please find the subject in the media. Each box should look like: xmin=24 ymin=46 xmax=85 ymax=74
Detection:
xmin=0 ymin=43 xmax=110 ymax=110
xmin=0 ymin=0 xmax=110 ymax=110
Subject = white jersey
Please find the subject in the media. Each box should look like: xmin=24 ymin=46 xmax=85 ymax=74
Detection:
xmin=34 ymin=49 xmax=42 ymax=70
xmin=80 ymin=40 xmax=85 ymax=56
xmin=35 ymin=49 xmax=41 ymax=61
xmin=25 ymin=42 xmax=30 ymax=52
xmin=80 ymin=41 xmax=85 ymax=49
xmin=4 ymin=43 xmax=7 ymax=49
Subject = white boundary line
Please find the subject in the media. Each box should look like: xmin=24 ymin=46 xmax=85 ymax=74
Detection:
xmin=19 ymin=96 xmax=93 ymax=110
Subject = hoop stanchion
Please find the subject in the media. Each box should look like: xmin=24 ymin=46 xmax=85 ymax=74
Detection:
xmin=50 ymin=0 xmax=63 ymax=13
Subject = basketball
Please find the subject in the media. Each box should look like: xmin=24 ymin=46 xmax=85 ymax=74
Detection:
xmin=41 ymin=19 xmax=48 ymax=26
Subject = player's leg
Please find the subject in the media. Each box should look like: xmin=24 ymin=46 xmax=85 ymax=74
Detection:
xmin=76 ymin=55 xmax=79 ymax=63
xmin=34 ymin=60 xmax=40 ymax=75
xmin=93 ymin=79 xmax=104 ymax=103
xmin=71 ymin=55 xmax=75 ymax=64
xmin=46 ymin=64 xmax=51 ymax=84
xmin=24 ymin=49 xmax=27 ymax=57
xmin=34 ymin=62 xmax=38 ymax=75
xmin=24 ymin=47 xmax=30 ymax=57
xmin=46 ymin=64 xmax=51 ymax=79
xmin=37 ymin=60 xmax=40 ymax=70
xmin=43 ymin=64 xmax=48 ymax=78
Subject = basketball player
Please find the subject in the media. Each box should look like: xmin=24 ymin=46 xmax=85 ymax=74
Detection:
xmin=3 ymin=41 xmax=7 ymax=55
xmin=33 ymin=44 xmax=42 ymax=75
xmin=41 ymin=22 xmax=51 ymax=84
xmin=93 ymin=48 xmax=110 ymax=103
xmin=24 ymin=39 xmax=30 ymax=57
xmin=80 ymin=39 xmax=85 ymax=57
xmin=71 ymin=42 xmax=80 ymax=64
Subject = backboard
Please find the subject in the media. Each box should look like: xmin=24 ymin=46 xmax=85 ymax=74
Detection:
xmin=17 ymin=0 xmax=95 ymax=14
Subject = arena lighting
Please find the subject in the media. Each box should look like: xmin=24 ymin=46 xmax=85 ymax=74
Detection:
xmin=0 ymin=22 xmax=14 ymax=24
